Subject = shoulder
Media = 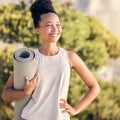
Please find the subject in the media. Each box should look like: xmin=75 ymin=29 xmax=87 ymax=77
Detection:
xmin=66 ymin=49 xmax=76 ymax=59
xmin=65 ymin=49 xmax=83 ymax=68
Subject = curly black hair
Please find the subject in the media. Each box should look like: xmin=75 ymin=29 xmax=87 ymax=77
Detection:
xmin=30 ymin=0 xmax=57 ymax=28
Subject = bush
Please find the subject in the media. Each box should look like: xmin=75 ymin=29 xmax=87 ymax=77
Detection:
xmin=0 ymin=1 xmax=120 ymax=120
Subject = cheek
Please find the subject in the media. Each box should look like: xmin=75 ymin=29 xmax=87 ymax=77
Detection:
xmin=40 ymin=29 xmax=50 ymax=36
xmin=59 ymin=27 xmax=62 ymax=33
xmin=44 ymin=28 xmax=52 ymax=34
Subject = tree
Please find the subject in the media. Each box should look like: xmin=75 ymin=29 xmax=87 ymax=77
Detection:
xmin=0 ymin=3 xmax=39 ymax=46
xmin=0 ymin=1 xmax=120 ymax=120
xmin=0 ymin=45 xmax=15 ymax=120
xmin=0 ymin=1 xmax=120 ymax=70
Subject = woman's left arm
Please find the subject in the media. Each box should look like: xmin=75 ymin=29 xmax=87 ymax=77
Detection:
xmin=60 ymin=50 xmax=100 ymax=115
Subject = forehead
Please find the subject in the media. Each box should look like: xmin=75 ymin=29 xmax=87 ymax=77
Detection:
xmin=40 ymin=13 xmax=60 ymax=23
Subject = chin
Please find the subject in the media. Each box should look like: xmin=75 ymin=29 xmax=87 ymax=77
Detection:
xmin=49 ymin=37 xmax=59 ymax=42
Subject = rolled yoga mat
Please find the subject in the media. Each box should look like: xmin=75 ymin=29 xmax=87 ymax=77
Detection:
xmin=13 ymin=48 xmax=37 ymax=120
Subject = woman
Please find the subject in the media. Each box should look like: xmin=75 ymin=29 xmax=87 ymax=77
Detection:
xmin=2 ymin=0 xmax=100 ymax=120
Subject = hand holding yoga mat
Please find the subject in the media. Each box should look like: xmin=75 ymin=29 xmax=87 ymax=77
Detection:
xmin=13 ymin=48 xmax=37 ymax=120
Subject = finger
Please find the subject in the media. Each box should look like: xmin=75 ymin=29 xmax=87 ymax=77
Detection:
xmin=61 ymin=107 xmax=70 ymax=113
xmin=59 ymin=99 xmax=69 ymax=109
xmin=25 ymin=76 xmax=29 ymax=80
xmin=33 ymin=73 xmax=38 ymax=80
xmin=60 ymin=98 xmax=66 ymax=103
xmin=25 ymin=76 xmax=29 ymax=84
xmin=59 ymin=103 xmax=66 ymax=108
xmin=65 ymin=103 xmax=71 ymax=110
xmin=65 ymin=106 xmax=71 ymax=111
xmin=60 ymin=102 xmax=72 ymax=113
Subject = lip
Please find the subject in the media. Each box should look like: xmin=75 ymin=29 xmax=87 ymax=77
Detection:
xmin=49 ymin=33 xmax=59 ymax=37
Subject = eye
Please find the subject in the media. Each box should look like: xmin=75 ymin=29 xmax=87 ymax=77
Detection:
xmin=46 ymin=24 xmax=52 ymax=27
xmin=56 ymin=24 xmax=61 ymax=27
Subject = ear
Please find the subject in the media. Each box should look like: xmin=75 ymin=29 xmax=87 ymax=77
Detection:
xmin=35 ymin=28 xmax=40 ymax=35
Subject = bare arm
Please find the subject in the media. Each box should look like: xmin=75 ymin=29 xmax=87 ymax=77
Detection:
xmin=2 ymin=73 xmax=38 ymax=101
xmin=60 ymin=50 xmax=100 ymax=115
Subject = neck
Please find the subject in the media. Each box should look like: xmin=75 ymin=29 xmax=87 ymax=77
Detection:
xmin=39 ymin=43 xmax=59 ymax=56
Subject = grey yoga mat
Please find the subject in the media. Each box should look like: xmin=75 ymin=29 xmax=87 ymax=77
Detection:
xmin=13 ymin=48 xmax=37 ymax=120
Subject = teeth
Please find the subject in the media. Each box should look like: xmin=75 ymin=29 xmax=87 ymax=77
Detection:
xmin=50 ymin=34 xmax=57 ymax=37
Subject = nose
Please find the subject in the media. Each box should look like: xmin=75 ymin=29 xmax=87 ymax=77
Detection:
xmin=51 ymin=25 xmax=57 ymax=32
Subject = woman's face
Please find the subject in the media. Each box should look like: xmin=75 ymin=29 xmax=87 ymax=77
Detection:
xmin=36 ymin=13 xmax=62 ymax=44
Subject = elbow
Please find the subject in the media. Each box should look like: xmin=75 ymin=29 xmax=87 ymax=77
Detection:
xmin=2 ymin=91 xmax=6 ymax=101
xmin=2 ymin=90 xmax=9 ymax=101
xmin=94 ymin=84 xmax=100 ymax=97
xmin=89 ymin=84 xmax=100 ymax=97
xmin=97 ymin=85 xmax=100 ymax=95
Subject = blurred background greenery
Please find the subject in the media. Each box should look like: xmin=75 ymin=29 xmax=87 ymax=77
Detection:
xmin=0 ymin=0 xmax=120 ymax=120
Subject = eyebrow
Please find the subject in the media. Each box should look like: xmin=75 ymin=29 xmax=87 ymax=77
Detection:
xmin=45 ymin=21 xmax=61 ymax=24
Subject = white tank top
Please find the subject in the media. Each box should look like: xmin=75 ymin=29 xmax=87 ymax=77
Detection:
xmin=21 ymin=48 xmax=70 ymax=120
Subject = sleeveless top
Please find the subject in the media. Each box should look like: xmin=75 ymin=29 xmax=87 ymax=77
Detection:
xmin=21 ymin=48 xmax=71 ymax=120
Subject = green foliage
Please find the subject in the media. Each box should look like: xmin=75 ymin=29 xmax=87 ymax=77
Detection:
xmin=0 ymin=45 xmax=14 ymax=82
xmin=0 ymin=45 xmax=15 ymax=120
xmin=68 ymin=70 xmax=88 ymax=106
xmin=0 ymin=104 xmax=14 ymax=120
xmin=87 ymin=16 xmax=120 ymax=59
xmin=77 ymin=41 xmax=108 ymax=70
xmin=69 ymin=72 xmax=120 ymax=120
xmin=0 ymin=1 xmax=120 ymax=120
xmin=53 ymin=2 xmax=120 ymax=70
xmin=0 ymin=3 xmax=40 ymax=46
xmin=0 ymin=1 xmax=120 ymax=70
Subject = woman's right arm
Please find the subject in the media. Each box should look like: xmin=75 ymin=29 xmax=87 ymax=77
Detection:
xmin=2 ymin=72 xmax=38 ymax=101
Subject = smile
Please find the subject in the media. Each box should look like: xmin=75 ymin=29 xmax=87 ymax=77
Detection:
xmin=50 ymin=34 xmax=58 ymax=37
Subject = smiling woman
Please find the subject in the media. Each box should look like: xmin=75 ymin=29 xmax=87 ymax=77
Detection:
xmin=35 ymin=13 xmax=62 ymax=44
xmin=2 ymin=0 xmax=100 ymax=120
